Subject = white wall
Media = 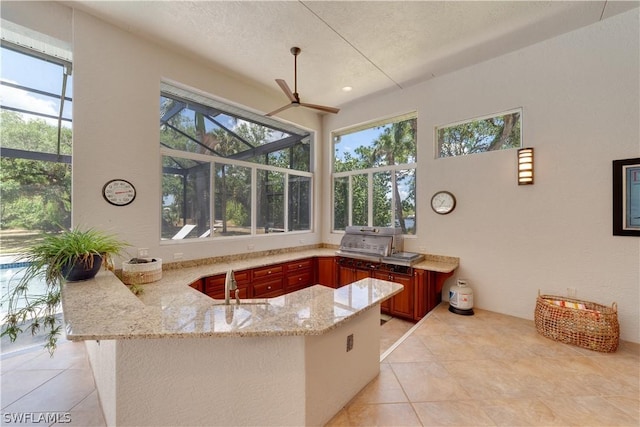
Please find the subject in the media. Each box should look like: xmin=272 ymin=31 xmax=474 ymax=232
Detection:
xmin=323 ymin=10 xmax=640 ymax=343
xmin=69 ymin=9 xmax=323 ymax=264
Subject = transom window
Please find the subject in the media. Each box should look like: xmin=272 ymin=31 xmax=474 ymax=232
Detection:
xmin=332 ymin=113 xmax=417 ymax=235
xmin=436 ymin=108 xmax=522 ymax=158
xmin=160 ymin=83 xmax=313 ymax=240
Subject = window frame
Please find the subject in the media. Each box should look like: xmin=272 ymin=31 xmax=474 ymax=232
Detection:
xmin=331 ymin=112 xmax=417 ymax=235
xmin=159 ymin=83 xmax=315 ymax=243
xmin=435 ymin=107 xmax=523 ymax=159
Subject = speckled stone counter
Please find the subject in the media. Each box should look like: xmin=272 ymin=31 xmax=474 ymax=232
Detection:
xmin=61 ymin=247 xmax=456 ymax=341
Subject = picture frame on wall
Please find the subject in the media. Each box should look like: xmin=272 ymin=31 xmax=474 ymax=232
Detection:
xmin=613 ymin=157 xmax=640 ymax=236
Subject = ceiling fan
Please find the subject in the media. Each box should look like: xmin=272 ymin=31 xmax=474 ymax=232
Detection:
xmin=266 ymin=47 xmax=340 ymax=117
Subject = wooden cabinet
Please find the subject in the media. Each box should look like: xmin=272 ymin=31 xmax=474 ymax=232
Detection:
xmin=315 ymin=256 xmax=337 ymax=288
xmin=193 ymin=255 xmax=452 ymax=322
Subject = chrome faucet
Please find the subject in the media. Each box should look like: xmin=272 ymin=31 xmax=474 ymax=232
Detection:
xmin=224 ymin=270 xmax=239 ymax=305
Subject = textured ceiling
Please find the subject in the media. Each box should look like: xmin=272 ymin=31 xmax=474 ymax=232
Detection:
xmin=67 ymin=1 xmax=638 ymax=112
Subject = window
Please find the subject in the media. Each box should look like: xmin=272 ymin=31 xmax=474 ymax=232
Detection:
xmin=332 ymin=114 xmax=417 ymax=235
xmin=0 ymin=40 xmax=73 ymax=251
xmin=436 ymin=108 xmax=522 ymax=158
xmin=160 ymin=83 xmax=313 ymax=240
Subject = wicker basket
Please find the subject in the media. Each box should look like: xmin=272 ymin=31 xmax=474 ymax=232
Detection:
xmin=534 ymin=293 xmax=619 ymax=353
xmin=121 ymin=259 xmax=162 ymax=285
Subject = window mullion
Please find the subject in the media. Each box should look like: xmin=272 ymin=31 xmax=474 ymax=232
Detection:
xmin=210 ymin=162 xmax=216 ymax=237
xmin=348 ymin=175 xmax=353 ymax=227
xmin=367 ymin=172 xmax=373 ymax=226
xmin=251 ymin=167 xmax=257 ymax=236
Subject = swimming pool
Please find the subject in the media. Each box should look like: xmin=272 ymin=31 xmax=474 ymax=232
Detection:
xmin=0 ymin=260 xmax=59 ymax=354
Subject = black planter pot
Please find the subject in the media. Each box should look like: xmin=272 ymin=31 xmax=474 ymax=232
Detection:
xmin=61 ymin=254 xmax=103 ymax=282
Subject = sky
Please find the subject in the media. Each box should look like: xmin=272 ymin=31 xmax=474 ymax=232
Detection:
xmin=0 ymin=46 xmax=73 ymax=127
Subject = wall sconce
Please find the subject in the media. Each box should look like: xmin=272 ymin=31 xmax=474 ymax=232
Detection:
xmin=518 ymin=147 xmax=534 ymax=185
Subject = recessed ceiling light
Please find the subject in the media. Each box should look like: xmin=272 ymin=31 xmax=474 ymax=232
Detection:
xmin=342 ymin=86 xmax=353 ymax=92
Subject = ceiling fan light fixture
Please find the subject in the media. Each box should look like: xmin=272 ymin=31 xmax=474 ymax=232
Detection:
xmin=266 ymin=46 xmax=340 ymax=117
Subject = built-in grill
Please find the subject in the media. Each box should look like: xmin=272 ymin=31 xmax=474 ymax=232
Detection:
xmin=336 ymin=226 xmax=424 ymax=267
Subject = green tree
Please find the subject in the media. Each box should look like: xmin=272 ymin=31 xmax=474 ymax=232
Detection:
xmin=0 ymin=111 xmax=72 ymax=232
xmin=438 ymin=111 xmax=521 ymax=157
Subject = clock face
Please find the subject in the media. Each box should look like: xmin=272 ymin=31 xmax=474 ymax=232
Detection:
xmin=102 ymin=179 xmax=136 ymax=206
xmin=431 ymin=191 xmax=456 ymax=215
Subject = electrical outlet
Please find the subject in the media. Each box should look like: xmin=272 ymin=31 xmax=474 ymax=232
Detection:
xmin=567 ymin=287 xmax=577 ymax=298
xmin=419 ymin=246 xmax=426 ymax=253
xmin=137 ymin=248 xmax=149 ymax=257
xmin=173 ymin=253 xmax=183 ymax=260
xmin=247 ymin=244 xmax=255 ymax=250
xmin=346 ymin=334 xmax=354 ymax=352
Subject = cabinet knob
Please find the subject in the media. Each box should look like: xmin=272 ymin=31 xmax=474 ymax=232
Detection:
xmin=298 ymin=277 xmax=302 ymax=281
xmin=298 ymin=264 xmax=302 ymax=268
xmin=267 ymin=286 xmax=272 ymax=290
xmin=268 ymin=270 xmax=272 ymax=274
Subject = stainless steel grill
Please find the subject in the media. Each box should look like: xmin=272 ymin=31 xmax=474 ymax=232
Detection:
xmin=336 ymin=226 xmax=424 ymax=267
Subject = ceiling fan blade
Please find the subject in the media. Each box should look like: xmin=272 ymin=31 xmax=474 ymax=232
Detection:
xmin=265 ymin=103 xmax=295 ymax=117
xmin=275 ymin=79 xmax=296 ymax=103
xmin=299 ymin=102 xmax=340 ymax=114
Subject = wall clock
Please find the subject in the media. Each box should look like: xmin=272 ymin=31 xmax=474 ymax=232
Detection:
xmin=102 ymin=179 xmax=136 ymax=206
xmin=431 ymin=191 xmax=456 ymax=215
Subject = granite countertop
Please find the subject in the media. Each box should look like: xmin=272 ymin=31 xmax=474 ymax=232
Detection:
xmin=61 ymin=247 xmax=457 ymax=341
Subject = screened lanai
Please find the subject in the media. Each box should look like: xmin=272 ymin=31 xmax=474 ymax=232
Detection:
xmin=160 ymin=85 xmax=313 ymax=240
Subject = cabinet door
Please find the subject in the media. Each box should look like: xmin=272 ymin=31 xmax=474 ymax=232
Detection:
xmin=204 ymin=271 xmax=250 ymax=299
xmin=338 ymin=265 xmax=357 ymax=286
xmin=374 ymin=271 xmax=414 ymax=320
xmin=316 ymin=257 xmax=337 ymax=288
xmin=189 ymin=279 xmax=203 ymax=292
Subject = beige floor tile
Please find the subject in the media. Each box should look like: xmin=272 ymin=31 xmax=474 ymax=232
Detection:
xmin=384 ymin=336 xmax=437 ymax=363
xmin=480 ymin=398 xmax=568 ymax=426
xmin=391 ymin=361 xmax=472 ymax=402
xmin=1 ymin=348 xmax=44 ymax=374
xmin=3 ymin=368 xmax=96 ymax=413
xmin=1 ymin=369 xmax=64 ymax=410
xmin=540 ymin=395 xmax=639 ymax=426
xmin=413 ymin=400 xmax=496 ymax=426
xmin=349 ymin=364 xmax=408 ymax=405
xmin=15 ymin=342 xmax=89 ymax=371
xmin=604 ymin=395 xmax=640 ymax=422
xmin=338 ymin=402 xmax=422 ymax=427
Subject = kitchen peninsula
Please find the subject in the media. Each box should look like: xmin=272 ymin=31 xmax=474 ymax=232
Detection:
xmin=61 ymin=248 xmax=457 ymax=426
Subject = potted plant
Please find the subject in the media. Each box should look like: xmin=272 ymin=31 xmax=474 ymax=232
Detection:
xmin=1 ymin=227 xmax=129 ymax=354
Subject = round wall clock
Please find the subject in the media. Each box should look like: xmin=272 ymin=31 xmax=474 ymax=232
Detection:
xmin=102 ymin=179 xmax=136 ymax=206
xmin=431 ymin=191 xmax=456 ymax=215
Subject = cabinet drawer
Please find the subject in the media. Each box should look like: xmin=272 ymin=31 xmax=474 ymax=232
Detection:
xmin=252 ymin=264 xmax=283 ymax=280
xmin=286 ymin=259 xmax=313 ymax=272
xmin=253 ymin=276 xmax=284 ymax=297
xmin=286 ymin=270 xmax=312 ymax=290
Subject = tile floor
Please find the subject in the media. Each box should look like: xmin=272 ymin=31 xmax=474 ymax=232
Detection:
xmin=1 ymin=304 xmax=638 ymax=426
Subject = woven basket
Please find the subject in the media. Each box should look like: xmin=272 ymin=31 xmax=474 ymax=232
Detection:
xmin=122 ymin=259 xmax=162 ymax=285
xmin=534 ymin=293 xmax=619 ymax=353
